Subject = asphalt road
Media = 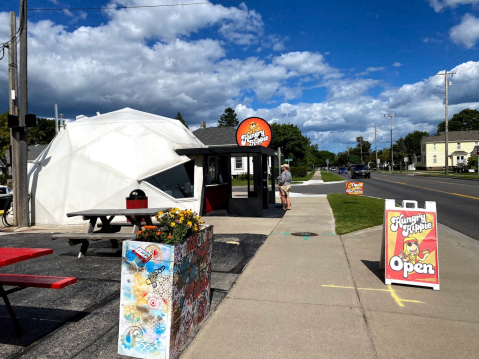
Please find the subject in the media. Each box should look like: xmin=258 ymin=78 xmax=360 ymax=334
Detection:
xmin=292 ymin=171 xmax=479 ymax=241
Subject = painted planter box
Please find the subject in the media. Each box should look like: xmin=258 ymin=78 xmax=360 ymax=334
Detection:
xmin=118 ymin=225 xmax=213 ymax=359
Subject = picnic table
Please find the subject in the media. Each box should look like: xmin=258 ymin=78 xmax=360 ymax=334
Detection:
xmin=0 ymin=247 xmax=77 ymax=334
xmin=52 ymin=208 xmax=168 ymax=258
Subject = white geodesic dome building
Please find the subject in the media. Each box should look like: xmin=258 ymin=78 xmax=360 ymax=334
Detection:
xmin=28 ymin=108 xmax=206 ymax=225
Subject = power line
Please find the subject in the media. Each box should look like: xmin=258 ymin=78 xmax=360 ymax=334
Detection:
xmin=28 ymin=0 xmax=253 ymax=12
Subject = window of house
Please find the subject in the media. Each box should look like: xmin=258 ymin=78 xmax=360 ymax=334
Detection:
xmin=433 ymin=155 xmax=437 ymax=164
xmin=433 ymin=143 xmax=436 ymax=150
xmin=475 ymin=142 xmax=478 ymax=146
xmin=144 ymin=160 xmax=195 ymax=198
xmin=235 ymin=157 xmax=243 ymax=169
xmin=457 ymin=142 xmax=461 ymax=149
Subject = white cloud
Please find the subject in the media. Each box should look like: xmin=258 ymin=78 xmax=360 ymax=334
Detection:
xmin=423 ymin=37 xmax=443 ymax=44
xmin=1 ymin=1 xmax=479 ymax=154
xmin=393 ymin=62 xmax=402 ymax=67
xmin=450 ymin=13 xmax=479 ymax=48
xmin=105 ymin=0 xmax=263 ymax=45
xmin=356 ymin=66 xmax=385 ymax=76
xmin=427 ymin=0 xmax=479 ymax=12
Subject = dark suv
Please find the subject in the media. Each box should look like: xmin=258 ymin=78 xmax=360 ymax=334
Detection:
xmin=350 ymin=164 xmax=370 ymax=179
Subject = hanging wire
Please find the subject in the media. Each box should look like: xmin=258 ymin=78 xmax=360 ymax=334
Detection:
xmin=0 ymin=4 xmax=26 ymax=61
xmin=28 ymin=0 xmax=253 ymax=11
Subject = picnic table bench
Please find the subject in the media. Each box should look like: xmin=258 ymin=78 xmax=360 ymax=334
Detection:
xmin=51 ymin=208 xmax=168 ymax=258
xmin=0 ymin=247 xmax=77 ymax=334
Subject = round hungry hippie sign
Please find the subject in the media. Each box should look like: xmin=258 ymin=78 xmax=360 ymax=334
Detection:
xmin=236 ymin=117 xmax=272 ymax=147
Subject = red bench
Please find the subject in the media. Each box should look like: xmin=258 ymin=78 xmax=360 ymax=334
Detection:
xmin=0 ymin=274 xmax=77 ymax=289
xmin=0 ymin=247 xmax=77 ymax=334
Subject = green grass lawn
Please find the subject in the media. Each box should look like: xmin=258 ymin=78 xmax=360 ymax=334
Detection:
xmin=327 ymin=193 xmax=384 ymax=235
xmin=320 ymin=171 xmax=345 ymax=182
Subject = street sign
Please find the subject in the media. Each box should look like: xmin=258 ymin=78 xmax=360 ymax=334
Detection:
xmin=381 ymin=199 xmax=439 ymax=291
xmin=404 ymin=157 xmax=408 ymax=163
xmin=285 ymin=159 xmax=292 ymax=162
xmin=376 ymin=159 xmax=380 ymax=164
xmin=326 ymin=159 xmax=330 ymax=164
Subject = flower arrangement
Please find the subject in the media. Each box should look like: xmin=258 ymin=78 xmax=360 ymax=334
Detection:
xmin=136 ymin=208 xmax=204 ymax=244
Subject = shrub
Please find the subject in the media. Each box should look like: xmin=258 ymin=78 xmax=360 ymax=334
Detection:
xmin=290 ymin=166 xmax=308 ymax=177
xmin=236 ymin=174 xmax=252 ymax=180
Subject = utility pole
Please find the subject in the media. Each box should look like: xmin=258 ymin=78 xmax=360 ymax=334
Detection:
xmin=360 ymin=138 xmax=363 ymax=163
xmin=384 ymin=113 xmax=396 ymax=172
xmin=436 ymin=70 xmax=457 ymax=175
xmin=8 ymin=12 xmax=19 ymax=226
xmin=374 ymin=125 xmax=377 ymax=170
xmin=17 ymin=0 xmax=29 ymax=227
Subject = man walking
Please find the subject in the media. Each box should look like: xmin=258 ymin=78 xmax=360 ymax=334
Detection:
xmin=280 ymin=164 xmax=292 ymax=210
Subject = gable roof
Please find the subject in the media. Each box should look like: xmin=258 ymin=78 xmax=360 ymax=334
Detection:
xmin=28 ymin=144 xmax=49 ymax=161
xmin=422 ymin=130 xmax=479 ymax=143
xmin=192 ymin=127 xmax=237 ymax=146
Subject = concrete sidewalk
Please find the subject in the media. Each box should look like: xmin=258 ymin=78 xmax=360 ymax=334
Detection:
xmin=181 ymin=196 xmax=479 ymax=359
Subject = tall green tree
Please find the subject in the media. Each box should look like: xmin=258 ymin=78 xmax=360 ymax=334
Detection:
xmin=437 ymin=108 xmax=479 ymax=133
xmin=353 ymin=136 xmax=371 ymax=163
xmin=28 ymin=118 xmax=56 ymax=145
xmin=175 ymin=112 xmax=189 ymax=129
xmin=0 ymin=111 xmax=11 ymax=161
xmin=269 ymin=123 xmax=311 ymax=165
xmin=404 ymin=130 xmax=428 ymax=157
xmin=218 ymin=107 xmax=239 ymax=127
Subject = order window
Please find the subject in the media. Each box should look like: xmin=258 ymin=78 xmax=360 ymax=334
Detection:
xmin=144 ymin=160 xmax=195 ymax=198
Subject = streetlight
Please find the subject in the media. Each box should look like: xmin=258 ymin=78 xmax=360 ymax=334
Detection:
xmin=384 ymin=113 xmax=396 ymax=172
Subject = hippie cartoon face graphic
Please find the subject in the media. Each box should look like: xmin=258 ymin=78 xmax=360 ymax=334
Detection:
xmin=385 ymin=210 xmax=439 ymax=285
xmin=236 ymin=117 xmax=272 ymax=147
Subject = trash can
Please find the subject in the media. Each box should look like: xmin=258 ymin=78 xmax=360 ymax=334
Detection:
xmin=126 ymin=189 xmax=148 ymax=210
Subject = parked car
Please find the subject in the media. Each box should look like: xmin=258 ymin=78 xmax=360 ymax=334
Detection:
xmin=0 ymin=186 xmax=12 ymax=195
xmin=350 ymin=164 xmax=370 ymax=179
xmin=338 ymin=167 xmax=347 ymax=174
xmin=330 ymin=166 xmax=337 ymax=171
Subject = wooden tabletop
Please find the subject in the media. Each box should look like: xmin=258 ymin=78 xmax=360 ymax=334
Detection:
xmin=66 ymin=208 xmax=169 ymax=218
xmin=0 ymin=248 xmax=53 ymax=268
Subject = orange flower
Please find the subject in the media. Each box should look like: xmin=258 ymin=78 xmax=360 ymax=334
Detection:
xmin=168 ymin=235 xmax=172 ymax=239
xmin=137 ymin=231 xmax=142 ymax=234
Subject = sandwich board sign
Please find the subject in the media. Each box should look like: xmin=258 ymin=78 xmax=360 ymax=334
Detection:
xmin=346 ymin=182 xmax=363 ymax=195
xmin=380 ymin=199 xmax=439 ymax=290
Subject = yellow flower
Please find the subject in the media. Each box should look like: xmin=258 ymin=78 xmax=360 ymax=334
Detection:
xmin=158 ymin=211 xmax=163 ymax=216
xmin=179 ymin=218 xmax=183 ymax=223
xmin=171 ymin=222 xmax=176 ymax=227
xmin=187 ymin=221 xmax=192 ymax=226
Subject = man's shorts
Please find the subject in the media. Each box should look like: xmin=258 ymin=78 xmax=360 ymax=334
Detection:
xmin=280 ymin=185 xmax=291 ymax=196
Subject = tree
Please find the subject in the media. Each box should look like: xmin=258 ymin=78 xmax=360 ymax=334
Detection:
xmin=404 ymin=130 xmax=428 ymax=157
xmin=393 ymin=137 xmax=407 ymax=169
xmin=437 ymin=109 xmax=479 ymax=134
xmin=467 ymin=155 xmax=478 ymax=169
xmin=28 ymin=118 xmax=56 ymax=145
xmin=269 ymin=123 xmax=311 ymax=166
xmin=353 ymin=136 xmax=371 ymax=163
xmin=0 ymin=111 xmax=11 ymax=161
xmin=218 ymin=107 xmax=239 ymax=127
xmin=175 ymin=112 xmax=188 ymax=129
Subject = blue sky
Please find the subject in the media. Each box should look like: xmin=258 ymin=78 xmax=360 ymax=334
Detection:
xmin=1 ymin=0 xmax=479 ymax=153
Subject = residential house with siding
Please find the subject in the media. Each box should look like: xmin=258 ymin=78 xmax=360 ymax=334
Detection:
xmin=417 ymin=131 xmax=479 ymax=170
